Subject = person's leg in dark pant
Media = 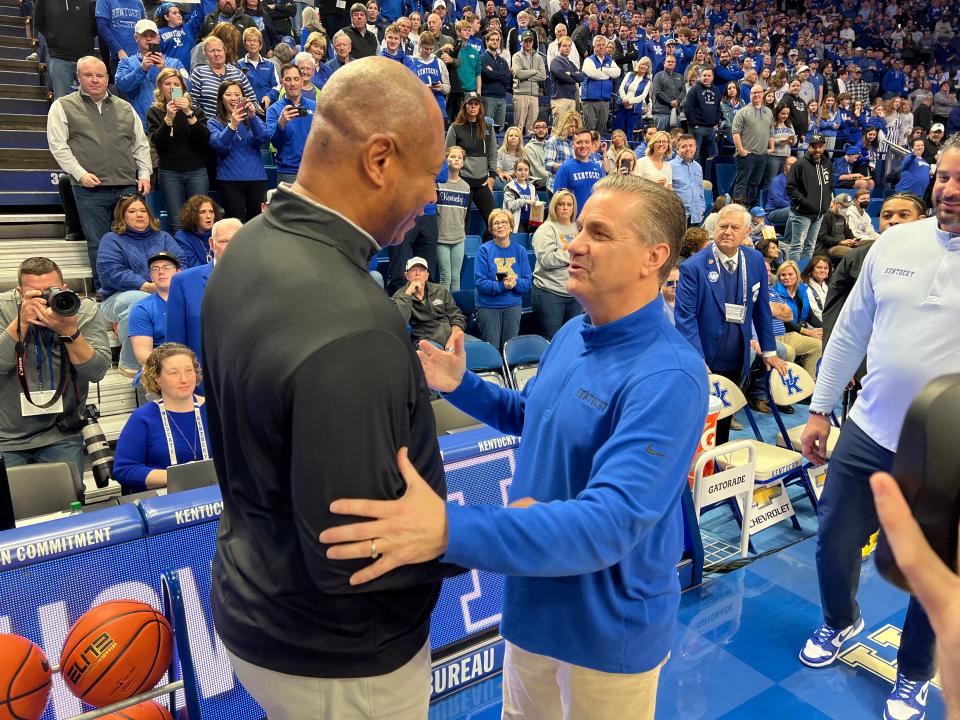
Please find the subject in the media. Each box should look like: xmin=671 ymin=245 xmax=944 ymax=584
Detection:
xmin=499 ymin=304 xmax=522 ymax=349
xmin=745 ymin=154 xmax=767 ymax=207
xmin=532 ymin=285 xmax=563 ymax=339
xmin=411 ymin=213 xmax=439 ymax=283
xmin=59 ymin=175 xmax=83 ymax=239
xmin=898 ymin=598 xmax=937 ymax=681
xmin=713 ymin=367 xmax=743 ymax=445
xmin=219 ymin=181 xmax=247 ymax=220
xmin=243 ymin=181 xmax=267 ymax=221
xmin=562 ymin=295 xmax=583 ymax=325
xmin=815 ymin=419 xmax=894 ymax=630
xmin=158 ymin=169 xmax=188 ymax=232
xmin=72 ymin=184 xmax=136 ymax=288
xmin=732 ymin=154 xmax=750 ymax=200
xmin=470 ymin=184 xmax=496 ymax=241
xmin=475 ymin=307 xmax=503 ymax=348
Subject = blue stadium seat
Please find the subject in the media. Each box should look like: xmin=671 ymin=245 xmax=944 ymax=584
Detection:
xmin=714 ymin=162 xmax=735 ymax=197
xmin=502 ymin=334 xmax=549 ymax=391
xmin=465 ymin=339 xmax=508 ymax=385
xmin=460 ymin=255 xmax=476 ymax=290
xmin=867 ymin=198 xmax=884 ymax=217
xmin=511 ymin=233 xmax=531 ymax=251
xmin=464 ymin=234 xmax=482 ymax=257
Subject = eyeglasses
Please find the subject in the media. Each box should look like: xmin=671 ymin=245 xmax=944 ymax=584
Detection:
xmin=663 ymin=280 xmax=677 ymax=287
xmin=150 ymin=264 xmax=177 ymax=272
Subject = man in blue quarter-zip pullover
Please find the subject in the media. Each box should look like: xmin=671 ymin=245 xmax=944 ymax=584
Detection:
xmin=321 ymin=174 xmax=709 ymax=720
xmin=797 ymin=138 xmax=960 ymax=720
xmin=266 ymin=64 xmax=315 ymax=185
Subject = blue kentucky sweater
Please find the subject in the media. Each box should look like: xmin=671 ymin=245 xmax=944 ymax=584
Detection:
xmin=208 ymin=116 xmax=268 ymax=181
xmin=96 ymin=227 xmax=184 ymax=298
xmin=475 ymin=239 xmax=531 ymax=308
xmin=266 ymin=96 xmax=315 ymax=174
xmin=443 ymin=298 xmax=709 ymax=673
xmin=174 ymin=228 xmax=211 ymax=269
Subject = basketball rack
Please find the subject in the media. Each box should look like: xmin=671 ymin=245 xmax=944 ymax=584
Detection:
xmin=50 ymin=570 xmax=203 ymax=720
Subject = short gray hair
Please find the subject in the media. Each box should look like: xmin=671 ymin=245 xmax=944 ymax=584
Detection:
xmin=717 ymin=202 xmax=751 ymax=226
xmin=212 ymin=217 xmax=243 ymax=241
xmin=591 ymin=174 xmax=686 ymax=282
xmin=294 ymin=51 xmax=316 ymax=66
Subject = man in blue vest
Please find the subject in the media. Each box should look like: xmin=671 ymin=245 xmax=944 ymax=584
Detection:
xmin=580 ymin=34 xmax=620 ymax=133
xmin=165 ymin=218 xmax=241 ymax=383
xmin=675 ymin=203 xmax=786 ymax=444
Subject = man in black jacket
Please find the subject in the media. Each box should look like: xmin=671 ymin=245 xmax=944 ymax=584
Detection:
xmin=814 ymin=194 xmax=856 ymax=259
xmin=776 ymin=77 xmax=809 ymax=139
xmin=201 ymin=57 xmax=454 ymax=720
xmin=200 ymin=0 xmax=254 ymax=40
xmin=34 ymin=0 xmax=96 ymax=98
xmin=786 ymin=134 xmax=833 ymax=265
xmin=393 ymin=257 xmax=466 ymax=348
xmin=344 ymin=2 xmax=379 ymax=58
xmin=549 ymin=0 xmax=578 ymax=38
xmin=683 ymin=66 xmax=721 ymax=167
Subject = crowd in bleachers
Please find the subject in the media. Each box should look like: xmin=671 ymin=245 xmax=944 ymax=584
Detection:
xmin=16 ymin=0 xmax=960 ymax=480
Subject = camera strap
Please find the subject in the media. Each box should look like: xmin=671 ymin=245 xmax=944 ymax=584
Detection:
xmin=14 ymin=303 xmax=76 ymax=409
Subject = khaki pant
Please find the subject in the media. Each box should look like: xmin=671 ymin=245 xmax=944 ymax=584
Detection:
xmin=501 ymin=641 xmax=666 ymax=720
xmin=828 ymin=245 xmax=851 ymax=258
xmin=550 ymin=98 xmax=576 ymax=121
xmin=513 ymin=94 xmax=540 ymax=134
xmin=783 ymin=331 xmax=823 ymax=379
xmin=226 ymin=642 xmax=431 ymax=720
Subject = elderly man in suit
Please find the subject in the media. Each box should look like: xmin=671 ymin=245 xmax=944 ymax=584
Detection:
xmin=675 ymin=203 xmax=786 ymax=443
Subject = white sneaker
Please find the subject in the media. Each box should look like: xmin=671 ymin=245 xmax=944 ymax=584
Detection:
xmin=798 ymin=616 xmax=865 ymax=667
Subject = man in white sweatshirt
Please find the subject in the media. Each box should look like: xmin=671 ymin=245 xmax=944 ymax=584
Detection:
xmin=799 ymin=135 xmax=960 ymax=720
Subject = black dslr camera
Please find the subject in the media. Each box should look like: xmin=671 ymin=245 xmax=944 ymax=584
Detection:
xmin=876 ymin=374 xmax=960 ymax=591
xmin=41 ymin=287 xmax=81 ymax=316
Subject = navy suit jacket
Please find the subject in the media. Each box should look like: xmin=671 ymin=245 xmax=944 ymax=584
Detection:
xmin=675 ymin=244 xmax=776 ymax=377
xmin=165 ymin=261 xmax=212 ymax=367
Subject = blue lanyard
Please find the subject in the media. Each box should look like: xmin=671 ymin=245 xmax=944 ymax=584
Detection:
xmin=712 ymin=246 xmax=748 ymax=306
xmin=31 ymin=328 xmax=55 ymax=390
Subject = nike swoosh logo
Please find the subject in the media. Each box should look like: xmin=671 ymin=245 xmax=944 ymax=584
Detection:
xmin=646 ymin=444 xmax=666 ymax=457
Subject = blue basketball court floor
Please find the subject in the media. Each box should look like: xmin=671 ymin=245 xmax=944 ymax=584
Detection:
xmin=428 ymin=536 xmax=947 ymax=720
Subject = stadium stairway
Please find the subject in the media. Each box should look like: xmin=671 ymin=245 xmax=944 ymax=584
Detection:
xmin=0 ymin=0 xmax=57 ymax=208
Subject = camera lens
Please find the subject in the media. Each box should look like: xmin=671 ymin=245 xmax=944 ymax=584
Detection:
xmin=44 ymin=288 xmax=81 ymax=316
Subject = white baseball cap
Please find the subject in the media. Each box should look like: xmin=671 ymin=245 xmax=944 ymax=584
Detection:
xmin=135 ymin=19 xmax=159 ymax=34
xmin=406 ymin=256 xmax=429 ymax=271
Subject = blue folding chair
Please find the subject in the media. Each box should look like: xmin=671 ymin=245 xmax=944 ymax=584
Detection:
xmin=502 ymin=334 xmax=549 ymax=390
xmin=465 ymin=339 xmax=508 ymax=386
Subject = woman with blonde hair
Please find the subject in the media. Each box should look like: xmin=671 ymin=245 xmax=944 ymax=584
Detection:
xmin=614 ymin=55 xmax=651 ymax=141
xmin=544 ymin=109 xmax=583 ymax=191
xmin=299 ymin=5 xmax=325 ymax=48
xmin=495 ymin=126 xmax=525 ymax=189
xmin=113 ymin=343 xmax=210 ymax=491
xmin=475 ymin=208 xmax=532 ymax=349
xmin=774 ymin=260 xmax=822 ymax=378
xmin=635 ymin=130 xmax=673 ymax=188
xmin=146 ymin=68 xmax=210 ymax=232
xmin=603 ymin=129 xmax=628 ymax=174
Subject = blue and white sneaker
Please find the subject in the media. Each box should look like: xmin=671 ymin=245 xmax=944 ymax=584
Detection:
xmin=798 ymin=616 xmax=865 ymax=667
xmin=884 ymin=673 xmax=929 ymax=720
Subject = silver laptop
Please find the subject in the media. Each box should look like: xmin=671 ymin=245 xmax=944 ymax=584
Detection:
xmin=167 ymin=459 xmax=218 ymax=494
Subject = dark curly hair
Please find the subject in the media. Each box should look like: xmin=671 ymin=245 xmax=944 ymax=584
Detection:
xmin=178 ymin=195 xmax=223 ymax=234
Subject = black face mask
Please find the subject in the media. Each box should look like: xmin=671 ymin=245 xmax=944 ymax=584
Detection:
xmin=859 ymin=200 xmax=870 ymax=208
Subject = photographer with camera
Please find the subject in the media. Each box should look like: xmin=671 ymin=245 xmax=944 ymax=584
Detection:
xmin=0 ymin=257 xmax=111 ymax=487
xmin=265 ymin=64 xmax=315 ymax=186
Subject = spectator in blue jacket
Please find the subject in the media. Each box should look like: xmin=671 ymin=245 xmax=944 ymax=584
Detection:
xmin=155 ymin=2 xmax=203 ymax=70
xmin=95 ymin=0 xmax=145 ymax=69
xmin=116 ymin=19 xmax=188 ymax=124
xmin=96 ymin=194 xmax=185 ymax=376
xmin=475 ymin=208 xmax=532 ymax=350
xmin=479 ymin=29 xmax=511 ymax=131
xmin=765 ymin=154 xmax=795 ymax=230
xmin=683 ymin=66 xmax=721 ymax=167
xmin=128 ymin=251 xmax=180 ymax=369
xmin=896 ymin=138 xmax=934 ymax=197
xmin=174 ymin=194 xmax=221 ymax=268
xmin=580 ymin=35 xmax=620 ymax=133
xmin=266 ymin=64 xmax=315 ymax=184
xmin=882 ymin=59 xmax=906 ymax=99
xmin=237 ymin=27 xmax=278 ymax=109
xmin=713 ymin=47 xmax=744 ymax=86
xmin=208 ymin=80 xmax=269 ymax=221
xmin=113 ymin=343 xmax=209 ymax=491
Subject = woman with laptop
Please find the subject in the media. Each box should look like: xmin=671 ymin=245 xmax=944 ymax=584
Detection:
xmin=113 ymin=343 xmax=210 ymax=492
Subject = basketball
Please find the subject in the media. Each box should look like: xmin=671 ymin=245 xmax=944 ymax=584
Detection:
xmin=0 ymin=634 xmax=52 ymax=720
xmin=59 ymin=600 xmax=173 ymax=708
xmin=98 ymin=700 xmax=173 ymax=720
